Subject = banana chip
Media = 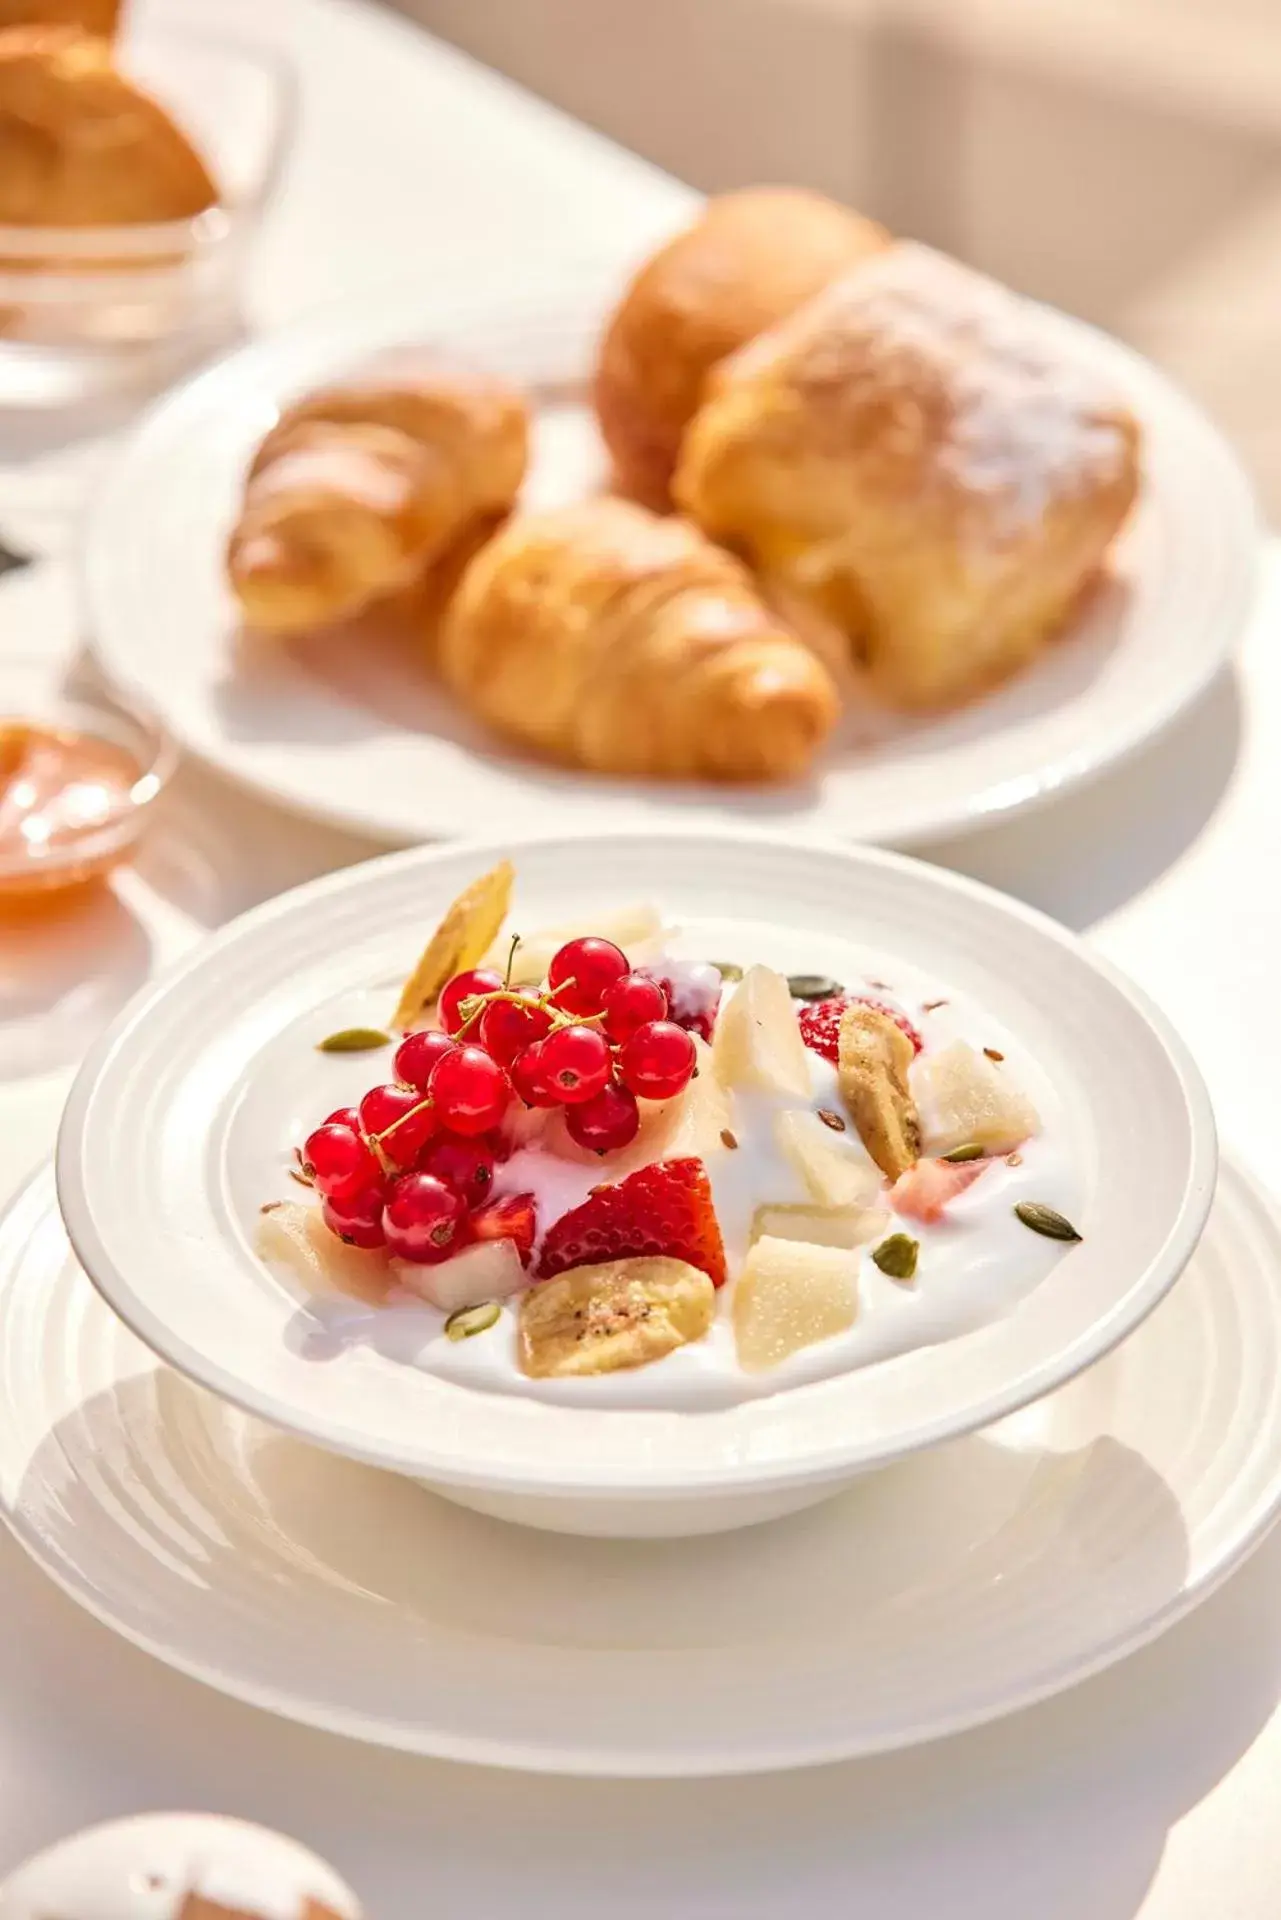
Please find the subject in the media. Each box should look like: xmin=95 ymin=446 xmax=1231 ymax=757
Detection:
xmin=519 ymin=1256 xmax=714 ymax=1378
xmin=391 ymin=859 xmax=515 ymax=1031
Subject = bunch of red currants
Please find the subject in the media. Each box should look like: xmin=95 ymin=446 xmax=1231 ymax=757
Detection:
xmin=302 ymin=937 xmax=697 ymax=1266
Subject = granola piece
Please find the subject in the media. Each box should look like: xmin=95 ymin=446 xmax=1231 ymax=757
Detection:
xmin=837 ymin=1002 xmax=921 ymax=1180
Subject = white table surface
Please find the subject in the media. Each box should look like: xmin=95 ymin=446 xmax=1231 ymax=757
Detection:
xmin=2 ymin=0 xmax=1280 ymax=1913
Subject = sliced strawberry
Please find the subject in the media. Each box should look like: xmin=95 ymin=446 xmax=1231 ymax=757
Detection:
xmin=469 ymin=1191 xmax=538 ymax=1267
xmin=799 ymin=994 xmax=924 ymax=1064
xmin=891 ymin=1158 xmax=988 ymax=1224
xmin=536 ymin=1156 xmax=728 ymax=1288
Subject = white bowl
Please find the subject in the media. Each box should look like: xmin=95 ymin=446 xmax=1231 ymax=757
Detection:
xmin=55 ymin=832 xmax=1216 ymax=1537
xmin=0 ymin=1812 xmax=361 ymax=1919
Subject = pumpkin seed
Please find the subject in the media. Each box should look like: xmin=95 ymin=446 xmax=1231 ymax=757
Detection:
xmin=317 ymin=1026 xmax=392 ymax=1054
xmin=445 ymin=1301 xmax=502 ymax=1341
xmin=871 ymin=1232 xmax=919 ymax=1282
xmin=942 ymin=1142 xmax=984 ymax=1163
xmin=787 ymin=973 xmax=842 ymax=1001
xmin=1014 ymin=1202 xmax=1082 ymax=1242
xmin=713 ymin=960 xmax=744 ymax=982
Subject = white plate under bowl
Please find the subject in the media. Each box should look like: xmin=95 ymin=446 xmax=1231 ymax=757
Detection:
xmin=82 ymin=276 xmax=1257 ymax=849
xmin=54 ymin=832 xmax=1214 ymax=1535
xmin=5 ymin=1160 xmax=1279 ymax=1773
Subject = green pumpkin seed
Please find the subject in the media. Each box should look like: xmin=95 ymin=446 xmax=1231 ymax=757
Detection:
xmin=1014 ymin=1202 xmax=1082 ymax=1243
xmin=871 ymin=1232 xmax=919 ymax=1282
xmin=445 ymin=1301 xmax=502 ymax=1341
xmin=942 ymin=1142 xmax=985 ymax=1163
xmin=317 ymin=1026 xmax=392 ymax=1054
xmin=787 ymin=973 xmax=843 ymax=1002
xmin=713 ymin=960 xmax=744 ymax=982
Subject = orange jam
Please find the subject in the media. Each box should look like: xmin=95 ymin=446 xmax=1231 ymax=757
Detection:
xmin=0 ymin=717 xmax=147 ymax=900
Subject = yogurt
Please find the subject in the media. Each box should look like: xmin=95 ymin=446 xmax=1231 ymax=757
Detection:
xmin=254 ymin=934 xmax=1082 ymax=1412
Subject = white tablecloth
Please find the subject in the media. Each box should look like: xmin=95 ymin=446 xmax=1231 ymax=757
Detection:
xmin=2 ymin=0 xmax=1279 ymax=1913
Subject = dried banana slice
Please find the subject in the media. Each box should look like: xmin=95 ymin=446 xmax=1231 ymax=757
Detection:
xmin=390 ymin=859 xmax=514 ymax=1030
xmin=519 ymin=1256 xmax=715 ymax=1378
xmin=837 ymin=1003 xmax=921 ymax=1180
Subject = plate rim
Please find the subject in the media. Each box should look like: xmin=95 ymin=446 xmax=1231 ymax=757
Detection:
xmin=5 ymin=1156 xmax=1279 ymax=1775
xmin=80 ymin=275 xmax=1261 ymax=851
xmin=54 ymin=827 xmax=1217 ymax=1496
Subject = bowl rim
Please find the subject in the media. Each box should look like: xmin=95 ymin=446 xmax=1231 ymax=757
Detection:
xmin=54 ymin=828 xmax=1218 ymax=1500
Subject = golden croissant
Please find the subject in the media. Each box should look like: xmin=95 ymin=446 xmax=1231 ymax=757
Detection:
xmin=594 ymin=187 xmax=888 ymax=509
xmin=436 ymin=498 xmax=840 ymax=782
xmin=0 ymin=0 xmax=120 ymax=33
xmin=0 ymin=24 xmax=216 ymax=225
xmin=676 ymin=242 xmax=1141 ymax=712
xmin=227 ymin=352 xmax=529 ymax=635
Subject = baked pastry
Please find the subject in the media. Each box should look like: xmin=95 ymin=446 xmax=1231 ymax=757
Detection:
xmin=594 ymin=187 xmax=889 ymax=509
xmin=0 ymin=0 xmax=120 ymax=34
xmin=0 ymin=24 xmax=216 ymax=225
xmin=436 ymin=496 xmax=840 ymax=782
xmin=228 ymin=352 xmax=529 ymax=634
xmin=676 ymin=243 xmax=1141 ymax=711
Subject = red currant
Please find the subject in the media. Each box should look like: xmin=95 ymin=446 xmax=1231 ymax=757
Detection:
xmin=547 ymin=937 xmax=629 ymax=1016
xmin=602 ymin=971 xmax=668 ymax=1042
xmin=538 ymin=1023 xmax=612 ymax=1105
xmin=438 ymin=968 xmax=505 ymax=1036
xmin=419 ymin=1132 xmax=496 ymax=1209
xmin=324 ymin=1106 xmax=362 ymax=1130
xmin=429 ymin=1043 xmax=512 ymax=1136
xmin=322 ymin=1193 xmax=386 ymax=1250
xmin=382 ymin=1173 xmax=466 ymax=1264
xmin=358 ymin=1083 xmax=439 ymax=1168
xmin=479 ymin=987 xmax=554 ymax=1066
xmin=393 ymin=1028 xmax=456 ymax=1092
xmin=565 ymin=1079 xmax=640 ymax=1153
xmin=304 ymin=1122 xmax=381 ymax=1203
xmin=510 ymin=1039 xmax=557 ymax=1107
xmin=619 ymin=1020 xmax=697 ymax=1101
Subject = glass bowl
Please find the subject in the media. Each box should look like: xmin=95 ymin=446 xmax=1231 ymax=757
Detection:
xmin=0 ymin=27 xmax=295 ymax=406
xmin=0 ymin=655 xmax=176 ymax=902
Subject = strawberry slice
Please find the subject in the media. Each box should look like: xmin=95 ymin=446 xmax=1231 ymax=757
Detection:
xmin=470 ymin=1191 xmax=538 ymax=1266
xmin=891 ymin=1158 xmax=988 ymax=1224
xmin=799 ymin=994 xmax=924 ymax=1064
xmin=536 ymin=1156 xmax=727 ymax=1287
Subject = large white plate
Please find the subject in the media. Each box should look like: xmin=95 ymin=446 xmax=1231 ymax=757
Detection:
xmin=83 ymin=278 xmax=1258 ymax=848
xmin=54 ymin=832 xmax=1214 ymax=1529
xmin=4 ymin=1159 xmax=1279 ymax=1773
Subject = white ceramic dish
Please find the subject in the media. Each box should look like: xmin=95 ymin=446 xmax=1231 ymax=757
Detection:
xmin=0 ymin=1811 xmax=360 ymax=1919
xmin=4 ymin=1160 xmax=1277 ymax=1773
xmin=82 ymin=278 xmax=1257 ymax=849
xmin=55 ymin=833 xmax=1214 ymax=1537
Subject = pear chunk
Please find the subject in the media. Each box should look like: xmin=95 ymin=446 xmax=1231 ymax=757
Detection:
xmin=712 ymin=964 xmax=812 ymax=1098
xmin=774 ymin=1107 xmax=881 ymax=1208
xmin=912 ymin=1041 xmax=1040 ymax=1157
xmin=519 ymin=1256 xmax=714 ymax=1378
xmin=256 ymin=1201 xmax=389 ymax=1304
xmin=751 ymin=1202 xmax=889 ymax=1249
xmin=837 ymin=1004 xmax=921 ymax=1180
xmin=733 ymin=1236 xmax=859 ymax=1372
xmin=395 ymin=1237 xmax=526 ymax=1313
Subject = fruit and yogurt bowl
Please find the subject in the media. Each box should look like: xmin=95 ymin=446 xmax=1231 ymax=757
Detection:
xmin=57 ymin=831 xmax=1214 ymax=1537
xmin=258 ymin=859 xmax=1084 ymax=1406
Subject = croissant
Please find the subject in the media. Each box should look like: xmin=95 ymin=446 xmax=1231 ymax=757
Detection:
xmin=676 ymin=243 xmax=1141 ymax=712
xmin=594 ymin=188 xmax=889 ymax=509
xmin=0 ymin=25 xmax=216 ymax=225
xmin=0 ymin=0 xmax=120 ymax=33
xmin=227 ymin=353 xmax=529 ymax=635
xmin=437 ymin=498 xmax=840 ymax=783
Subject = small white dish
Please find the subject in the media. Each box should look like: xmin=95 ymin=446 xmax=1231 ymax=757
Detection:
xmin=55 ymin=832 xmax=1214 ymax=1536
xmin=4 ymin=1159 xmax=1278 ymax=1774
xmin=82 ymin=277 xmax=1257 ymax=849
xmin=0 ymin=1810 xmax=360 ymax=1919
